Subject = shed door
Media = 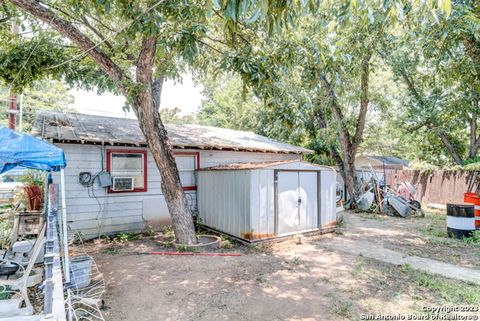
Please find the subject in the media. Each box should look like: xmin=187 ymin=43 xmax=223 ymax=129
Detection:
xmin=277 ymin=171 xmax=318 ymax=235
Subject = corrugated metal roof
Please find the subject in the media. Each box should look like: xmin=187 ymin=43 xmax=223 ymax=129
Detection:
xmin=32 ymin=111 xmax=312 ymax=154
xmin=365 ymin=155 xmax=409 ymax=166
xmin=198 ymin=160 xmax=298 ymax=171
xmin=198 ymin=160 xmax=333 ymax=171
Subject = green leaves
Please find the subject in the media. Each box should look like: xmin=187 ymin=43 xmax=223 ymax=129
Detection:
xmin=442 ymin=0 xmax=451 ymax=17
xmin=0 ymin=36 xmax=65 ymax=91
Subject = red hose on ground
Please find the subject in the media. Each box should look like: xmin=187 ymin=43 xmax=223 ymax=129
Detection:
xmin=139 ymin=251 xmax=242 ymax=256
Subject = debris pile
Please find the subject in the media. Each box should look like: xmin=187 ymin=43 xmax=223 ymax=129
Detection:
xmin=355 ymin=166 xmax=424 ymax=218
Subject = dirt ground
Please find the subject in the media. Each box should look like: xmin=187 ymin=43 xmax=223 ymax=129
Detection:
xmin=82 ymin=210 xmax=480 ymax=321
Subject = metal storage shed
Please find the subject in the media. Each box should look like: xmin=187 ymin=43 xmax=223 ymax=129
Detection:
xmin=197 ymin=160 xmax=337 ymax=242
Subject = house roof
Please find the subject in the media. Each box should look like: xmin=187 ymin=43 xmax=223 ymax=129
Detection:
xmin=32 ymin=111 xmax=312 ymax=155
xmin=357 ymin=155 xmax=409 ymax=167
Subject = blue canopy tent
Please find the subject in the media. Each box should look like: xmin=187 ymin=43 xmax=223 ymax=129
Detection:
xmin=0 ymin=126 xmax=71 ymax=319
xmin=0 ymin=126 xmax=66 ymax=174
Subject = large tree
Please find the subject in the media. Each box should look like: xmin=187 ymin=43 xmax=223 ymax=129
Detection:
xmin=2 ymin=0 xmax=326 ymax=244
xmin=221 ymin=4 xmax=392 ymax=199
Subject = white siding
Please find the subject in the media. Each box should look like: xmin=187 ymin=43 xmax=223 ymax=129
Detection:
xmin=54 ymin=143 xmax=299 ymax=238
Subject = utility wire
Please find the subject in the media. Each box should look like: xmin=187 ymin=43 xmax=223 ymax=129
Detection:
xmin=45 ymin=0 xmax=166 ymax=71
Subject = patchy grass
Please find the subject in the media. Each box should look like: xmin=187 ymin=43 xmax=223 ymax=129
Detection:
xmin=288 ymin=256 xmax=304 ymax=266
xmin=351 ymin=258 xmax=368 ymax=277
xmin=255 ymin=275 xmax=266 ymax=284
xmin=420 ymin=226 xmax=449 ymax=238
xmin=101 ymin=247 xmax=118 ymax=255
xmin=332 ymin=300 xmax=354 ymax=319
xmin=220 ymin=234 xmax=235 ymax=249
xmin=463 ymin=230 xmax=480 ymax=246
xmin=354 ymin=258 xmax=480 ymax=308
xmin=144 ymin=225 xmax=155 ymax=239
xmin=357 ymin=212 xmax=386 ymax=221
xmin=326 ymin=293 xmax=354 ymax=319
xmin=101 ymin=232 xmax=143 ymax=244
xmin=162 ymin=225 xmax=175 ymax=239
xmin=336 ymin=214 xmax=346 ymax=228
xmin=363 ymin=208 xmax=480 ymax=268
xmin=401 ymin=264 xmax=480 ymax=305
xmin=115 ymin=232 xmax=142 ymax=243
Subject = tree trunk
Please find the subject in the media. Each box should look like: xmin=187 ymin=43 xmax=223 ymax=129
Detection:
xmin=331 ymin=149 xmax=356 ymax=201
xmin=322 ymin=54 xmax=371 ymax=203
xmin=131 ymin=96 xmax=197 ymax=244
xmin=134 ymin=37 xmax=197 ymax=245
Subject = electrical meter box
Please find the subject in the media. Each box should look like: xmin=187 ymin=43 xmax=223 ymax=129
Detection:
xmin=98 ymin=171 xmax=112 ymax=187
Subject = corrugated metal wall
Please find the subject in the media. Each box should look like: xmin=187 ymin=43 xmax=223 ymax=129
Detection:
xmin=198 ymin=165 xmax=337 ymax=241
xmin=320 ymin=170 xmax=337 ymax=227
xmin=197 ymin=170 xmax=251 ymax=239
xmin=249 ymin=170 xmax=275 ymax=239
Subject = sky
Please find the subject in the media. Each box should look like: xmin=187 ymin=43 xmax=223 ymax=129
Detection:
xmin=72 ymin=74 xmax=204 ymax=118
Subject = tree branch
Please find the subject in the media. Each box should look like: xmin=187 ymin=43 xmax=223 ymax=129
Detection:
xmin=213 ymin=9 xmax=252 ymax=47
xmin=435 ymin=128 xmax=463 ymax=165
xmin=152 ymin=77 xmax=164 ymax=111
xmin=471 ymin=94 xmax=480 ymax=157
xmin=84 ymin=12 xmax=116 ymax=33
xmin=396 ymin=64 xmax=464 ymax=164
xmin=79 ymin=15 xmax=114 ymax=52
xmin=399 ymin=68 xmax=426 ymax=107
xmin=197 ymin=38 xmax=224 ymax=55
xmin=470 ymin=109 xmax=478 ymax=158
xmin=136 ymin=36 xmax=156 ymax=85
xmin=9 ymin=0 xmax=129 ymax=91
xmin=322 ymin=76 xmax=352 ymax=165
xmin=351 ymin=53 xmax=371 ymax=157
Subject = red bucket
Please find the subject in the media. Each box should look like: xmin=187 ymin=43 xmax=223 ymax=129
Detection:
xmin=464 ymin=192 xmax=480 ymax=229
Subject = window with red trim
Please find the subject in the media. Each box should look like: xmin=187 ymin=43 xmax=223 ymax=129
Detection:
xmin=106 ymin=149 xmax=147 ymax=193
xmin=174 ymin=153 xmax=199 ymax=191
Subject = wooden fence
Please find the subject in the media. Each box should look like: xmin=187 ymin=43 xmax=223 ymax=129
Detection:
xmin=385 ymin=170 xmax=480 ymax=205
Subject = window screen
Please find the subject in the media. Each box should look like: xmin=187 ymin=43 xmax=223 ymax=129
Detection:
xmin=175 ymin=155 xmax=197 ymax=187
xmin=111 ymin=153 xmax=145 ymax=189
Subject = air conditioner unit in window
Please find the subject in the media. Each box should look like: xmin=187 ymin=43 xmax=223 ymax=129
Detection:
xmin=112 ymin=177 xmax=135 ymax=191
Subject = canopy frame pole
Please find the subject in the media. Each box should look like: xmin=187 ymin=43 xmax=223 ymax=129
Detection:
xmin=60 ymin=168 xmax=69 ymax=279
xmin=60 ymin=168 xmax=72 ymax=321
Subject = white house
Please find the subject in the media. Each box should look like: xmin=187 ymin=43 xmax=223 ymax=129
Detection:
xmin=32 ymin=111 xmax=337 ymax=241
